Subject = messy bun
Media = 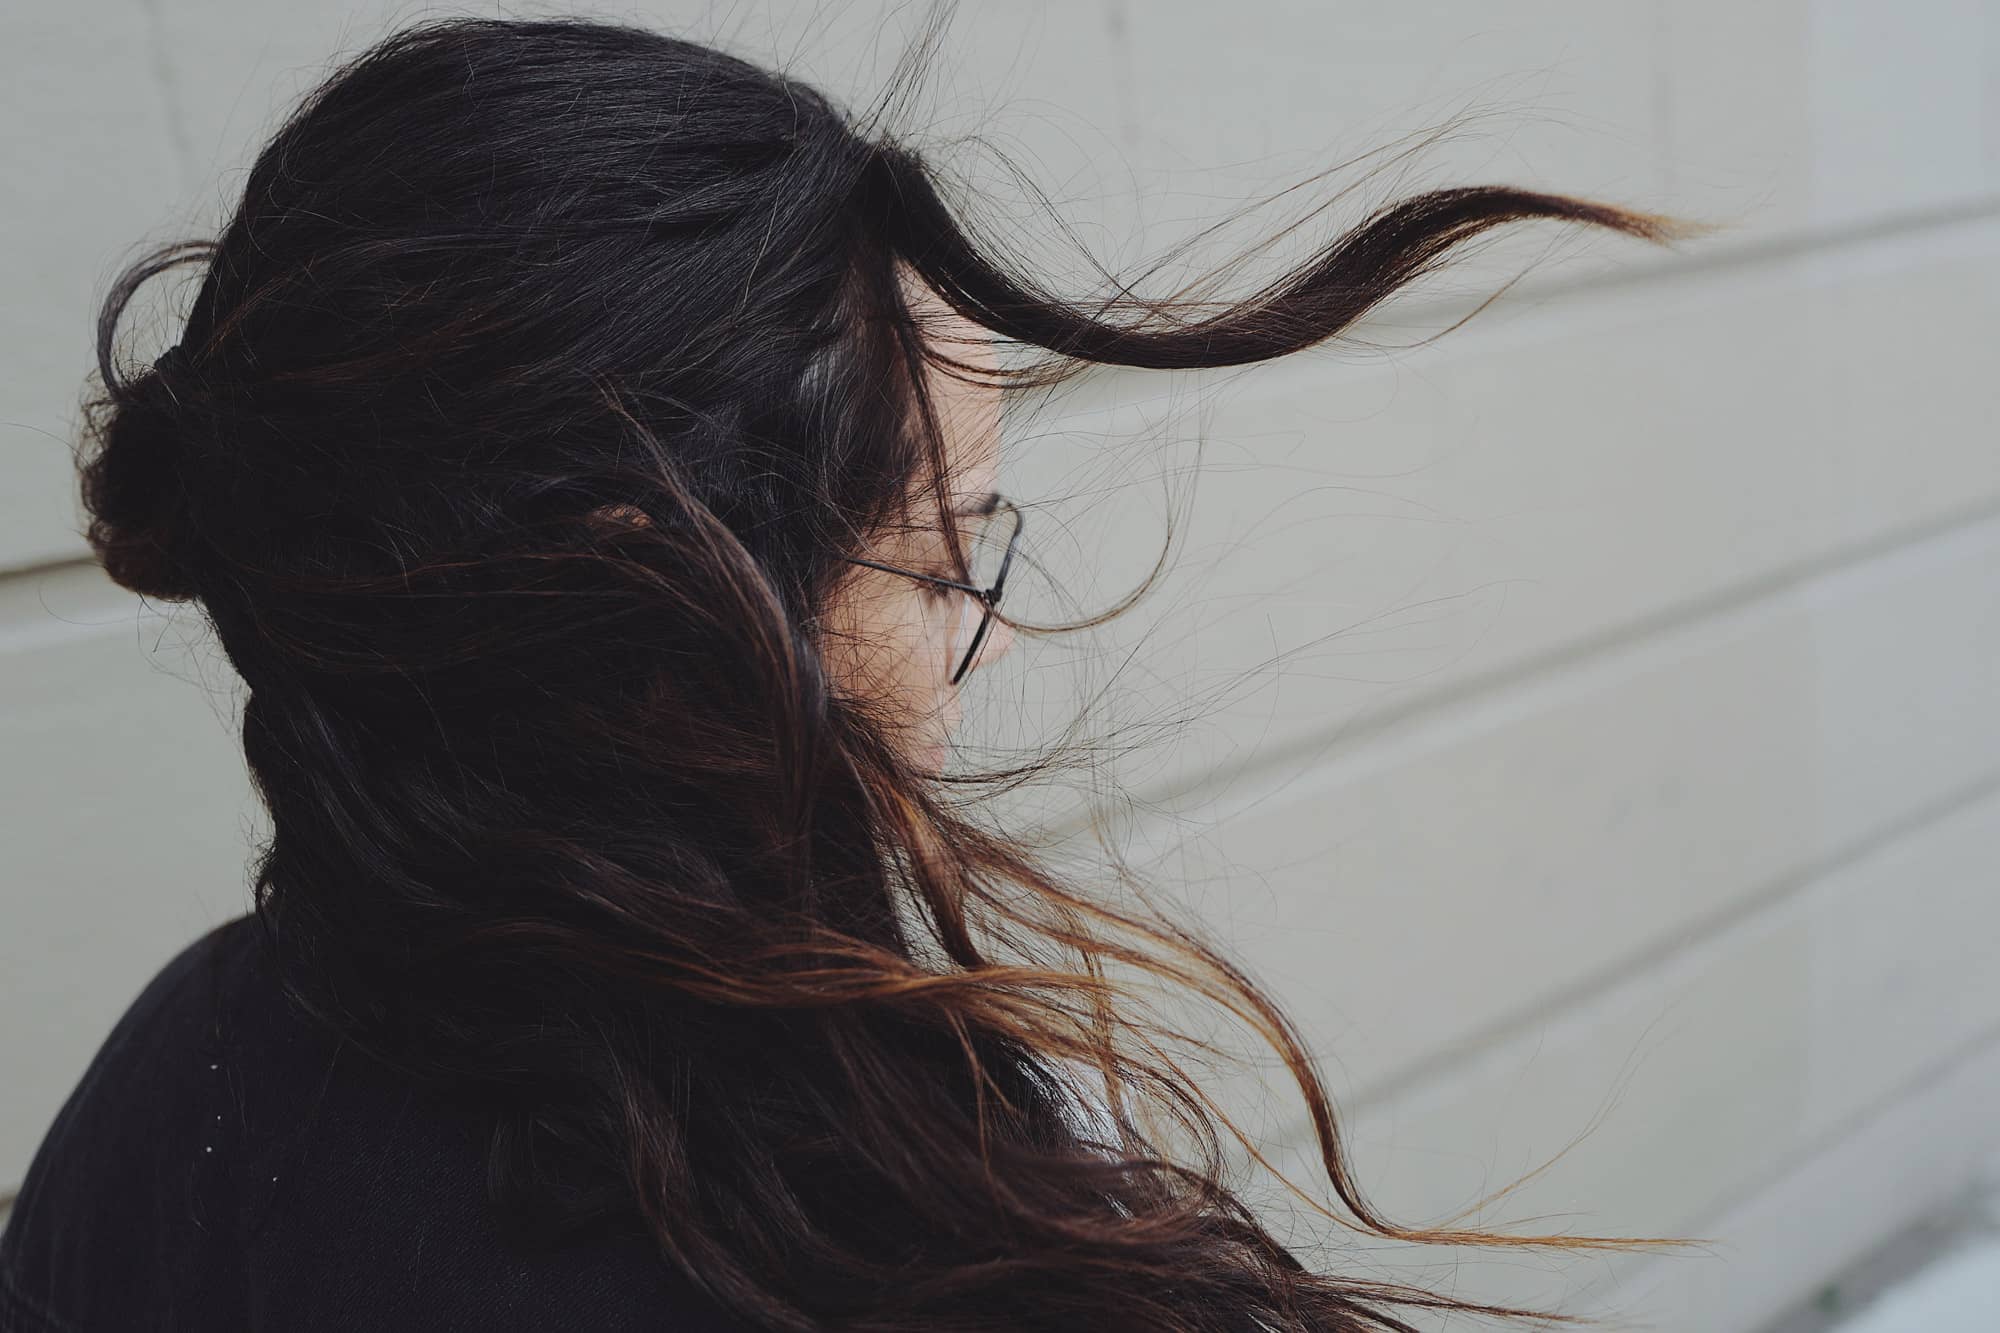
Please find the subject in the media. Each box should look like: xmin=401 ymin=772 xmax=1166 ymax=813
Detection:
xmin=76 ymin=242 xmax=220 ymax=604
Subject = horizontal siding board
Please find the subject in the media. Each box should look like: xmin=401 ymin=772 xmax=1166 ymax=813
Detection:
xmin=1212 ymin=786 xmax=2000 ymax=1323
xmin=980 ymin=216 xmax=2000 ymax=812
xmin=1082 ymin=509 xmax=2000 ymax=1110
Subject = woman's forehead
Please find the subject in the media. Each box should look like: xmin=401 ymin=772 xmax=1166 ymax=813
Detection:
xmin=892 ymin=267 xmax=1001 ymax=508
xmin=903 ymin=277 xmax=993 ymax=364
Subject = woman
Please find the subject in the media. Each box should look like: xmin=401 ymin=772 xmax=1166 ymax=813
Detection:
xmin=0 ymin=16 xmax=1705 ymax=1332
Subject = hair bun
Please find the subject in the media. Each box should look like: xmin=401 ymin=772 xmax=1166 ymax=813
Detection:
xmin=78 ymin=365 xmax=203 ymax=603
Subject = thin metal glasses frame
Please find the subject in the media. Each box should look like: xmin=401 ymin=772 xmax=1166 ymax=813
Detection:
xmin=840 ymin=496 xmax=1023 ymax=685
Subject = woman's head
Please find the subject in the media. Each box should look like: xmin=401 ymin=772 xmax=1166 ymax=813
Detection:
xmin=90 ymin=20 xmax=1010 ymax=767
xmin=78 ymin=15 xmax=1708 ymax=1331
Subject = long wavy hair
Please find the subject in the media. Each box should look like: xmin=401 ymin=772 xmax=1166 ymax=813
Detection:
xmin=77 ymin=15 xmax=1714 ymax=1332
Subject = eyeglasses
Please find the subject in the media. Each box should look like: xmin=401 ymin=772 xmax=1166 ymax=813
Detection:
xmin=840 ymin=495 xmax=1023 ymax=685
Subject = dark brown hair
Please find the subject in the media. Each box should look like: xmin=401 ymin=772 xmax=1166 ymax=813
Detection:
xmin=77 ymin=15 xmax=1716 ymax=1331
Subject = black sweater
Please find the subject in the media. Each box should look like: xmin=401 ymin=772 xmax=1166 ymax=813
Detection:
xmin=0 ymin=915 xmax=747 ymax=1332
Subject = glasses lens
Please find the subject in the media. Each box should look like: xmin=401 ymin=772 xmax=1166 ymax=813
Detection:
xmin=951 ymin=501 xmax=1016 ymax=683
xmin=961 ymin=504 xmax=1015 ymax=594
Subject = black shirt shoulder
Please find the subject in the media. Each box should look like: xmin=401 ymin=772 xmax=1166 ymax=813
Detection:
xmin=0 ymin=914 xmax=746 ymax=1332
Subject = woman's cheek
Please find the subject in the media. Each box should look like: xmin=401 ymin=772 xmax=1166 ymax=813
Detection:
xmin=896 ymin=598 xmax=949 ymax=713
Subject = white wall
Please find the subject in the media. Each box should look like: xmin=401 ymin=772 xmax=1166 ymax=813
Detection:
xmin=3 ymin=4 xmax=1996 ymax=1329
